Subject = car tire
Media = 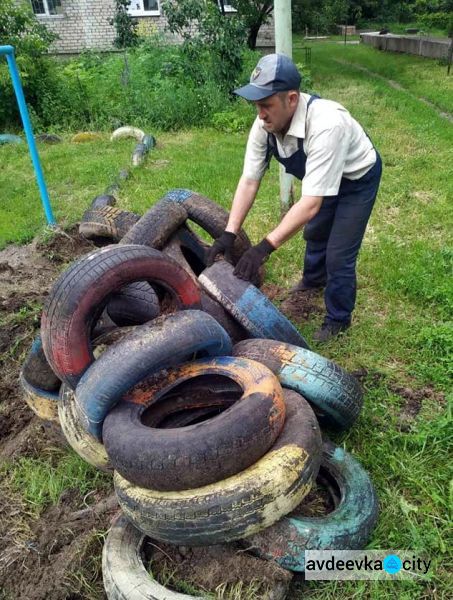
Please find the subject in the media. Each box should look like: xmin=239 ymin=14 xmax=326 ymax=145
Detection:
xmin=114 ymin=389 xmax=322 ymax=546
xmin=41 ymin=245 xmax=201 ymax=389
xmin=19 ymin=371 xmax=59 ymax=422
xmin=75 ymin=310 xmax=232 ymax=440
xmin=233 ymin=339 xmax=363 ymax=430
xmin=200 ymin=261 xmax=310 ymax=349
xmin=244 ymin=440 xmax=379 ymax=571
xmin=103 ymin=356 xmax=285 ymax=490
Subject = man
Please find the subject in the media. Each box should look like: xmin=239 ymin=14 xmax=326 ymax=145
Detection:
xmin=206 ymin=53 xmax=382 ymax=342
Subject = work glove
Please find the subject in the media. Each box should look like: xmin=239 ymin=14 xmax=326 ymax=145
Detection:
xmin=233 ymin=238 xmax=275 ymax=282
xmin=206 ymin=231 xmax=237 ymax=266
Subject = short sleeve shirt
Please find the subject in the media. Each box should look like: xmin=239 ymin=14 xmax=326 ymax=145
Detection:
xmin=242 ymin=93 xmax=377 ymax=197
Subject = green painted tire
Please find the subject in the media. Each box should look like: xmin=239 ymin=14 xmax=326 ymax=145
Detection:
xmin=244 ymin=440 xmax=379 ymax=571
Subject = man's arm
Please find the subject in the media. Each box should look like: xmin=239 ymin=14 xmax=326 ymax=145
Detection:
xmin=226 ymin=176 xmax=261 ymax=233
xmin=232 ymin=194 xmax=323 ymax=281
xmin=266 ymin=194 xmax=323 ymax=248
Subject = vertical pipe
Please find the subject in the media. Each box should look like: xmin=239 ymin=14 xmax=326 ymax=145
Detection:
xmin=1 ymin=45 xmax=56 ymax=225
xmin=274 ymin=0 xmax=294 ymax=217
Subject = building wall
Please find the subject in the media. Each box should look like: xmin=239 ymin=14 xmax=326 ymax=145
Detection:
xmin=360 ymin=32 xmax=449 ymax=60
xmin=27 ymin=0 xmax=274 ymax=54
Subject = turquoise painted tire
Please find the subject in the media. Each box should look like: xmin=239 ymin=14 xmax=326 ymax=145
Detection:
xmin=75 ymin=310 xmax=232 ymax=441
xmin=244 ymin=440 xmax=379 ymax=571
xmin=233 ymin=339 xmax=362 ymax=430
xmin=0 ymin=134 xmax=22 ymax=144
xmin=200 ymin=262 xmax=310 ymax=349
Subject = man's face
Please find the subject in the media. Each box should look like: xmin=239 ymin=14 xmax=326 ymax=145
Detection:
xmin=254 ymin=91 xmax=298 ymax=135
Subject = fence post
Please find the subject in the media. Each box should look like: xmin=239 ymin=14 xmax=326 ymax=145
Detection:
xmin=0 ymin=45 xmax=56 ymax=226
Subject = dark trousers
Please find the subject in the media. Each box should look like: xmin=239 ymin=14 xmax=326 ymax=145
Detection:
xmin=302 ymin=153 xmax=382 ymax=324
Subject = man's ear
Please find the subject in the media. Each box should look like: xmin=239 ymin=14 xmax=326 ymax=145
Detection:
xmin=288 ymin=90 xmax=299 ymax=109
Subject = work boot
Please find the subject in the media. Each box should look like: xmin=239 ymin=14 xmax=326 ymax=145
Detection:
xmin=289 ymin=278 xmax=325 ymax=294
xmin=312 ymin=321 xmax=350 ymax=342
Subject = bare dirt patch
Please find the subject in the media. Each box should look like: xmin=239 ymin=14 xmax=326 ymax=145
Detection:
xmin=261 ymin=283 xmax=324 ymax=323
xmin=0 ymin=229 xmax=298 ymax=599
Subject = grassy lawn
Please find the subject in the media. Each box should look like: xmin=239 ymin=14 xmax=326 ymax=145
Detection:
xmin=0 ymin=41 xmax=451 ymax=598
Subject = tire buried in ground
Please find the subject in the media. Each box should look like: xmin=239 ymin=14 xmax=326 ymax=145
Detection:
xmin=114 ymin=390 xmax=322 ymax=546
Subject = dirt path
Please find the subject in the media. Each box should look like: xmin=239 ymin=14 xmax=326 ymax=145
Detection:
xmin=333 ymin=58 xmax=453 ymax=122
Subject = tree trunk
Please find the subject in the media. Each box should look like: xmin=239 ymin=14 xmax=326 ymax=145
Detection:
xmin=247 ymin=22 xmax=261 ymax=49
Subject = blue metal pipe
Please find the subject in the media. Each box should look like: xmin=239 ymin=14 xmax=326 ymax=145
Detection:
xmin=0 ymin=45 xmax=56 ymax=225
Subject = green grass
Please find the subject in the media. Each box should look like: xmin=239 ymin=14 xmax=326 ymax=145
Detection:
xmin=0 ymin=448 xmax=111 ymax=514
xmin=1 ymin=42 xmax=452 ymax=598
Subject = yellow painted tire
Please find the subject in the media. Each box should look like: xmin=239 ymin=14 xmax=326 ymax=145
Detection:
xmin=114 ymin=390 xmax=322 ymax=545
xmin=71 ymin=132 xmax=102 ymax=143
xmin=19 ymin=371 xmax=59 ymax=422
xmin=59 ymin=384 xmax=111 ymax=471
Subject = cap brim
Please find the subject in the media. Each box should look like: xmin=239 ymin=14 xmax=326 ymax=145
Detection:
xmin=233 ymin=84 xmax=276 ymax=101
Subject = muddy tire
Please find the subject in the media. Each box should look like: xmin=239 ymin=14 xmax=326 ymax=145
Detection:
xmin=106 ymin=281 xmax=160 ymax=326
xmin=200 ymin=292 xmax=247 ymax=344
xmin=22 ymin=335 xmax=61 ymax=392
xmin=102 ymin=514 xmax=204 ymax=600
xmin=245 ymin=440 xmax=379 ymax=571
xmin=161 ymin=226 xmax=209 ymax=283
xmin=19 ymin=371 xmax=59 ymax=422
xmin=114 ymin=390 xmax=322 ymax=545
xmin=75 ymin=310 xmax=232 ymax=440
xmin=233 ymin=339 xmax=363 ymax=430
xmin=200 ymin=261 xmax=310 ymax=349
xmin=79 ymin=206 xmax=141 ymax=243
xmin=90 ymin=194 xmax=117 ymax=210
xmin=41 ymin=245 xmax=201 ymax=389
xmin=121 ymin=198 xmax=188 ymax=248
xmin=103 ymin=357 xmax=285 ymax=490
xmin=163 ymin=189 xmax=251 ymax=264
xmin=59 ymin=383 xmax=111 ymax=471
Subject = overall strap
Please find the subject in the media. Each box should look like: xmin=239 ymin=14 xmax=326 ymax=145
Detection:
xmin=266 ymin=94 xmax=322 ymax=164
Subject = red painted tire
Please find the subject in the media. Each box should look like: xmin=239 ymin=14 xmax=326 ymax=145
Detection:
xmin=41 ymin=245 xmax=201 ymax=389
xmin=103 ymin=356 xmax=286 ymax=491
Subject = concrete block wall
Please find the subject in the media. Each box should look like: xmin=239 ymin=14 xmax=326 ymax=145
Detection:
xmin=360 ymin=32 xmax=449 ymax=60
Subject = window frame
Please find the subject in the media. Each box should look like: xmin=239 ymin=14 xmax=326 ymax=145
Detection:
xmin=127 ymin=0 xmax=161 ymax=17
xmin=30 ymin=0 xmax=63 ymax=17
xmin=218 ymin=1 xmax=237 ymax=13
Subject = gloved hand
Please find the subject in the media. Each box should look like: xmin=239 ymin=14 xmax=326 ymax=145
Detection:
xmin=233 ymin=238 xmax=275 ymax=282
xmin=206 ymin=231 xmax=237 ymax=266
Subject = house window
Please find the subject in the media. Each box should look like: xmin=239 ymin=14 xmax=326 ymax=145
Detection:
xmin=30 ymin=0 xmax=63 ymax=16
xmin=127 ymin=0 xmax=160 ymax=16
xmin=218 ymin=1 xmax=237 ymax=12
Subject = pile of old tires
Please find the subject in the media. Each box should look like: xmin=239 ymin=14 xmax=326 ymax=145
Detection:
xmin=20 ymin=190 xmax=378 ymax=599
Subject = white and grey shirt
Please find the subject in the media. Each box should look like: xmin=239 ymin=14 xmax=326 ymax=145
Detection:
xmin=242 ymin=93 xmax=377 ymax=197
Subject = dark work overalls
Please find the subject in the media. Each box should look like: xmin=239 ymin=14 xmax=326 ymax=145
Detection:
xmin=266 ymin=95 xmax=382 ymax=325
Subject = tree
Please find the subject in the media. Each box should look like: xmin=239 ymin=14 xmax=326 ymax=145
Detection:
xmin=110 ymin=0 xmax=138 ymax=48
xmin=0 ymin=0 xmax=57 ymax=56
xmin=230 ymin=1 xmax=274 ymax=50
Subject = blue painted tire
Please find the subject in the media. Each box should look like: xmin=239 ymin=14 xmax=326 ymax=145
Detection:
xmin=200 ymin=262 xmax=310 ymax=349
xmin=233 ymin=339 xmax=362 ymax=430
xmin=75 ymin=310 xmax=232 ymax=441
xmin=22 ymin=334 xmax=61 ymax=392
xmin=0 ymin=134 xmax=22 ymax=145
xmin=244 ymin=440 xmax=379 ymax=571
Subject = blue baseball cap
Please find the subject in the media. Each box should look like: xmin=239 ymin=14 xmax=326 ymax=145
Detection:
xmin=234 ymin=54 xmax=301 ymax=101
